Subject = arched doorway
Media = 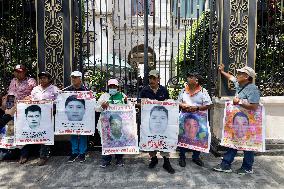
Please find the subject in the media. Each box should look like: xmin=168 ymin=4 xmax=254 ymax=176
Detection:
xmin=126 ymin=44 xmax=155 ymax=97
xmin=128 ymin=44 xmax=156 ymax=79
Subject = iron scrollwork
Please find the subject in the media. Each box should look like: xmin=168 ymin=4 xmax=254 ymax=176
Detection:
xmin=228 ymin=0 xmax=248 ymax=90
xmin=45 ymin=0 xmax=64 ymax=88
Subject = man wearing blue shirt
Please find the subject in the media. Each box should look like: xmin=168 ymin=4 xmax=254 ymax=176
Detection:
xmin=139 ymin=70 xmax=175 ymax=174
xmin=213 ymin=64 xmax=260 ymax=175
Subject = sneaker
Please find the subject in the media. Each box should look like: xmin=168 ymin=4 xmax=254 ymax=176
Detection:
xmin=100 ymin=160 xmax=111 ymax=168
xmin=68 ymin=153 xmax=78 ymax=163
xmin=236 ymin=167 xmax=253 ymax=175
xmin=179 ymin=157 xmax=186 ymax=167
xmin=38 ymin=157 xmax=48 ymax=166
xmin=19 ymin=156 xmax=28 ymax=164
xmin=212 ymin=164 xmax=232 ymax=173
xmin=163 ymin=157 xmax=175 ymax=174
xmin=148 ymin=156 xmax=158 ymax=169
xmin=192 ymin=158 xmax=204 ymax=167
xmin=116 ymin=159 xmax=124 ymax=167
xmin=78 ymin=154 xmax=86 ymax=163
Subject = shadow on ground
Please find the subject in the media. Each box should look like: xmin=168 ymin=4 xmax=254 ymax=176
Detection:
xmin=0 ymin=152 xmax=283 ymax=188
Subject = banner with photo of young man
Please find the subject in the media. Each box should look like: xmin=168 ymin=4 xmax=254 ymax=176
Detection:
xmin=14 ymin=100 xmax=54 ymax=145
xmin=99 ymin=104 xmax=139 ymax=155
xmin=55 ymin=91 xmax=96 ymax=135
xmin=221 ymin=101 xmax=265 ymax=152
xmin=177 ymin=111 xmax=211 ymax=153
xmin=0 ymin=119 xmax=16 ymax=149
xmin=140 ymin=99 xmax=179 ymax=152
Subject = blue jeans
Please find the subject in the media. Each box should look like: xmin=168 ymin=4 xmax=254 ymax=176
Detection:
xmin=221 ymin=148 xmax=254 ymax=171
xmin=71 ymin=135 xmax=87 ymax=155
xmin=102 ymin=154 xmax=123 ymax=162
xmin=179 ymin=147 xmax=201 ymax=160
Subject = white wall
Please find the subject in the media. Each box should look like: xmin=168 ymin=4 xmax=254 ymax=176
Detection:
xmin=211 ymin=96 xmax=284 ymax=141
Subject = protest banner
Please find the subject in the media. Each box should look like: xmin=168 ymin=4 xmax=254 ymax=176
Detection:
xmin=55 ymin=91 xmax=96 ymax=135
xmin=0 ymin=119 xmax=16 ymax=149
xmin=140 ymin=99 xmax=179 ymax=152
xmin=14 ymin=100 xmax=54 ymax=145
xmin=100 ymin=104 xmax=139 ymax=155
xmin=177 ymin=111 xmax=211 ymax=153
xmin=221 ymin=101 xmax=265 ymax=152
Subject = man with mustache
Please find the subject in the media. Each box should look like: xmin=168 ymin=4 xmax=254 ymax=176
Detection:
xmin=139 ymin=70 xmax=175 ymax=174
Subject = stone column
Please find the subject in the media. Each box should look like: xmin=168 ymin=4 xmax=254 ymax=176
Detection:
xmin=218 ymin=0 xmax=257 ymax=96
xmin=36 ymin=0 xmax=79 ymax=88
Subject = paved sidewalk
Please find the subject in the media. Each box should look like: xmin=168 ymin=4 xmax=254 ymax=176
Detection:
xmin=0 ymin=152 xmax=284 ymax=189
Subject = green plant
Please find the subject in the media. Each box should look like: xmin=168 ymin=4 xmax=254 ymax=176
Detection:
xmin=174 ymin=11 xmax=214 ymax=94
xmin=0 ymin=1 xmax=37 ymax=91
xmin=84 ymin=67 xmax=111 ymax=97
xmin=255 ymin=0 xmax=284 ymax=96
xmin=168 ymin=87 xmax=182 ymax=100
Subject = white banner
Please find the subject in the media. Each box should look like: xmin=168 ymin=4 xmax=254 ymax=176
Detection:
xmin=14 ymin=100 xmax=54 ymax=145
xmin=55 ymin=91 xmax=96 ymax=135
xmin=100 ymin=104 xmax=139 ymax=155
xmin=140 ymin=99 xmax=179 ymax=152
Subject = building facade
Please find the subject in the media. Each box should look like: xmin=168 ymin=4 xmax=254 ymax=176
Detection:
xmin=83 ymin=0 xmax=208 ymax=86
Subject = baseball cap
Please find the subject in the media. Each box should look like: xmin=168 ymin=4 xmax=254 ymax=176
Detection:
xmin=108 ymin=79 xmax=119 ymax=86
xmin=14 ymin=64 xmax=26 ymax=72
xmin=38 ymin=72 xmax=52 ymax=79
xmin=236 ymin=66 xmax=256 ymax=78
xmin=70 ymin=71 xmax=82 ymax=78
xmin=149 ymin=70 xmax=160 ymax=78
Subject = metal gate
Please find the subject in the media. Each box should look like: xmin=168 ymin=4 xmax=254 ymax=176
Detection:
xmin=80 ymin=0 xmax=219 ymax=98
xmin=1 ymin=1 xmax=283 ymax=96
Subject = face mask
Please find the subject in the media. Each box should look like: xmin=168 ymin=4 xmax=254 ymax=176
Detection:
xmin=109 ymin=88 xmax=118 ymax=96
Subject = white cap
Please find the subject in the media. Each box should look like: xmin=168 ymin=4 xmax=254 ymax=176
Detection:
xmin=70 ymin=71 xmax=82 ymax=78
xmin=108 ymin=79 xmax=119 ymax=86
xmin=236 ymin=66 xmax=256 ymax=78
xmin=149 ymin=70 xmax=160 ymax=78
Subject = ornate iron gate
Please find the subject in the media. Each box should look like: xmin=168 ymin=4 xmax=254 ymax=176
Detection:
xmin=1 ymin=1 xmax=282 ymax=96
xmin=80 ymin=0 xmax=219 ymax=98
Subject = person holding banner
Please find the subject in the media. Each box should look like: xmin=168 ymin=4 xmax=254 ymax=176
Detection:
xmin=6 ymin=65 xmax=37 ymax=164
xmin=0 ymin=95 xmax=16 ymax=160
xmin=139 ymin=70 xmax=175 ymax=174
xmin=21 ymin=72 xmax=59 ymax=166
xmin=0 ymin=96 xmax=15 ymax=128
xmin=97 ymin=79 xmax=127 ymax=168
xmin=64 ymin=71 xmax=89 ymax=163
xmin=178 ymin=72 xmax=212 ymax=167
xmin=213 ymin=64 xmax=260 ymax=175
xmin=8 ymin=64 xmax=37 ymax=100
